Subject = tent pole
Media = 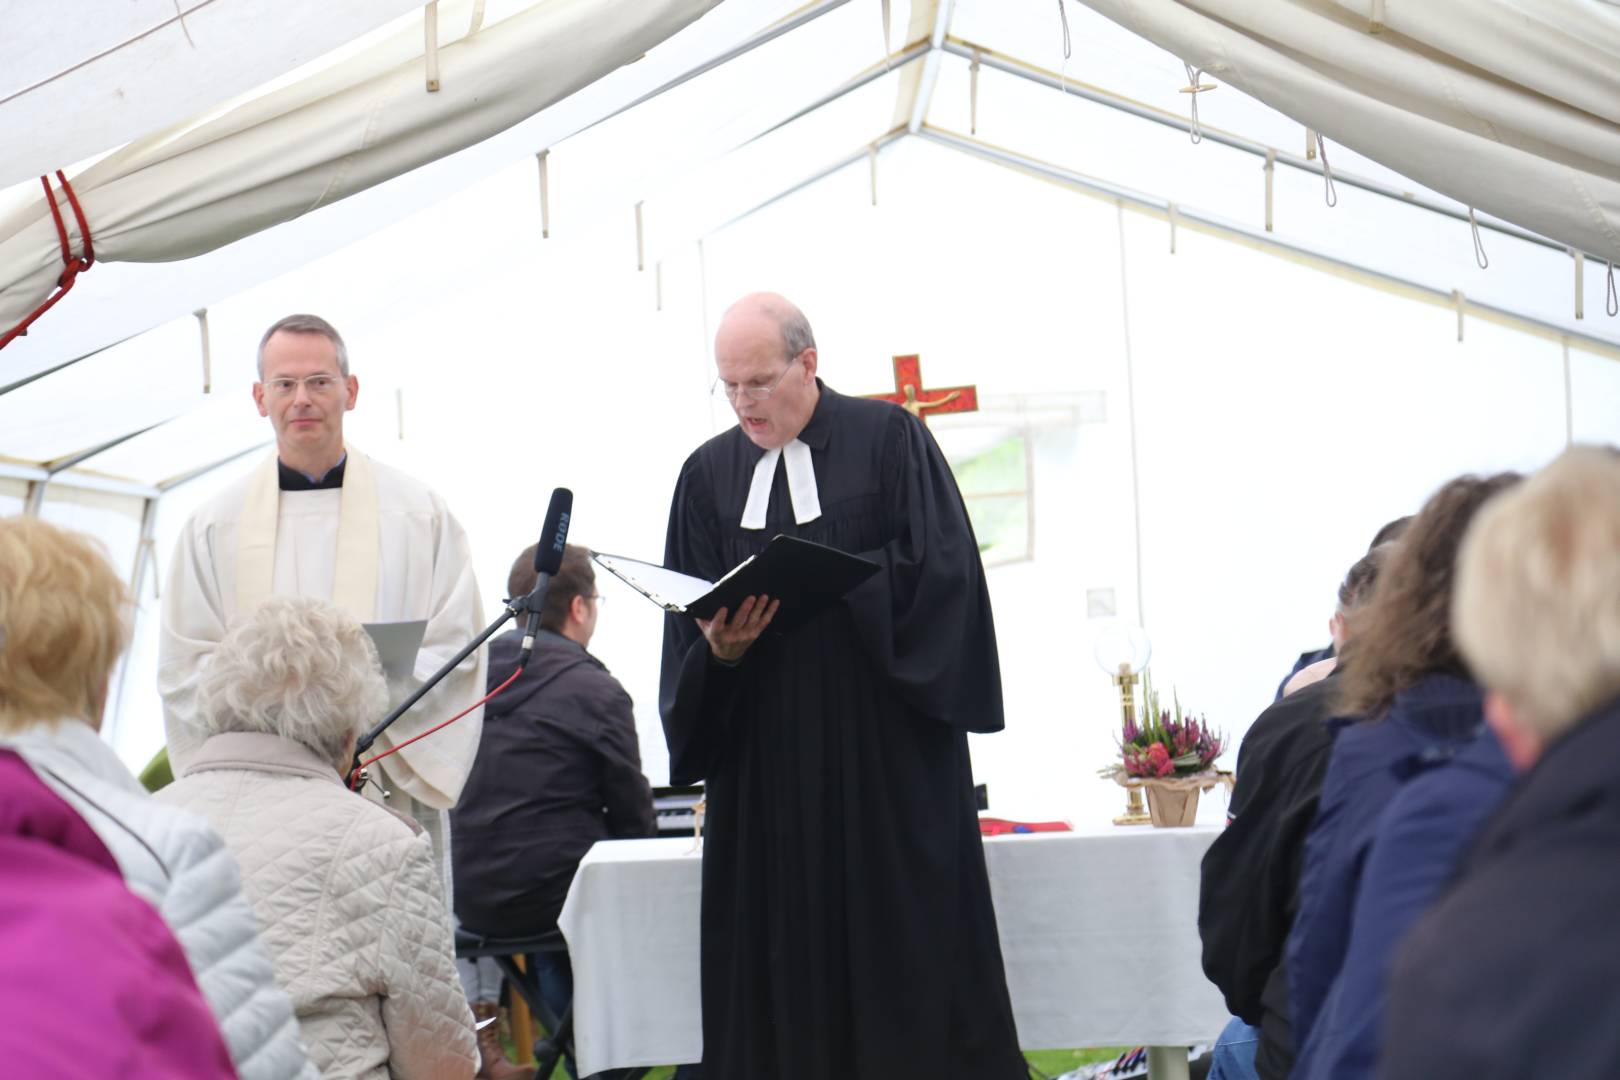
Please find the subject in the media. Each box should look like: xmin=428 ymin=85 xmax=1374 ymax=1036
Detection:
xmin=942 ymin=40 xmax=1594 ymax=262
xmin=918 ymin=125 xmax=1620 ymax=364
xmin=581 ymin=0 xmax=857 ymax=133
xmin=104 ymin=494 xmax=161 ymax=751
xmin=1115 ymin=204 xmax=1147 ymax=631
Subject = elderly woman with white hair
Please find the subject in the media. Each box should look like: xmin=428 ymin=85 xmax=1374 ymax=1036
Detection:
xmin=158 ymin=595 xmax=478 ymax=1080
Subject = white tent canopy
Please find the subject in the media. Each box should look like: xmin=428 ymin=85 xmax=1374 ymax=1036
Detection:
xmin=4 ymin=0 xmax=1619 ymax=824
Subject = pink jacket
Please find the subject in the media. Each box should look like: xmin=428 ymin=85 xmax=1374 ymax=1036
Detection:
xmin=0 ymin=749 xmax=238 ymax=1079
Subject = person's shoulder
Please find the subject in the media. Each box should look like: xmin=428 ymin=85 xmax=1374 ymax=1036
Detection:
xmin=1249 ymin=677 xmax=1338 ymax=744
xmin=687 ymin=426 xmax=745 ymax=468
xmin=185 ymin=468 xmax=258 ymax=533
xmin=830 ymin=386 xmax=902 ymax=426
xmin=367 ymin=455 xmax=446 ymax=514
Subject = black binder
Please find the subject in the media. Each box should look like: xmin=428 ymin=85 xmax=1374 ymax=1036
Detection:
xmin=592 ymin=535 xmax=880 ymax=636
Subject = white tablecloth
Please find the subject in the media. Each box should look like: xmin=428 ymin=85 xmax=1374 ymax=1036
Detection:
xmin=557 ymin=824 xmax=1229 ymax=1074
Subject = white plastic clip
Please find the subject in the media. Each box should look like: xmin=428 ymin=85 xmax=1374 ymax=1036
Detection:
xmin=1264 ymin=149 xmax=1276 ymax=232
xmin=424 ymin=2 xmax=441 ymax=92
xmin=195 ymin=308 xmax=211 ymax=394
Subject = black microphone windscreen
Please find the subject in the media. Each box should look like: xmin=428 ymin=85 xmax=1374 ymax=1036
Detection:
xmin=533 ymin=488 xmax=573 ymax=576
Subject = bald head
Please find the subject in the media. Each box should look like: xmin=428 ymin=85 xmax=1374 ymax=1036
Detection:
xmin=716 ymin=292 xmax=816 ymax=363
xmin=713 ymin=292 xmax=821 ymax=449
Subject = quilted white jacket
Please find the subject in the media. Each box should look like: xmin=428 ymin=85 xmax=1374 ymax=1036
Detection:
xmin=3 ymin=719 xmax=318 ymax=1080
xmin=158 ymin=731 xmax=478 ymax=1080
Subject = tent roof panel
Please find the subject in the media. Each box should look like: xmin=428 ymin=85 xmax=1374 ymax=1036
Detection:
xmin=1 ymin=0 xmax=423 ymax=189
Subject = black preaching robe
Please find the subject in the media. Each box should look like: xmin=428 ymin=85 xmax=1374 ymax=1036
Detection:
xmin=660 ymin=382 xmax=1024 ymax=1080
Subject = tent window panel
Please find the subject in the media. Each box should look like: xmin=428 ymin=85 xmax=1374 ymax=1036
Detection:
xmin=37 ymin=487 xmax=146 ymax=583
xmin=945 ymin=429 xmax=1033 ymax=567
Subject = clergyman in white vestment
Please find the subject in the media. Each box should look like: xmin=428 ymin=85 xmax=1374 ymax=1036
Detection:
xmin=158 ymin=314 xmax=486 ymax=894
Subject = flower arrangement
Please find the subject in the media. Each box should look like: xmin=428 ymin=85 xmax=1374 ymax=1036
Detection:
xmin=1117 ymin=673 xmax=1224 ymax=778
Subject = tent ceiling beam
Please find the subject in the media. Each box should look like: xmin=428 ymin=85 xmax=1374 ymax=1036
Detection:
xmin=158 ymin=440 xmax=273 ymax=492
xmin=709 ymin=126 xmax=907 ymax=237
xmin=0 ymin=460 xmax=159 ymax=500
xmin=904 ymin=0 xmax=956 ymax=134
xmin=744 ymin=37 xmax=930 ymax=147
xmin=580 ymin=0 xmax=856 ymax=137
xmin=1 ymin=328 xmax=139 ymax=398
xmin=45 ymin=421 xmax=172 ymax=476
xmin=940 ymin=39 xmax=1588 ymax=262
xmin=917 ymin=125 xmax=1620 ymax=364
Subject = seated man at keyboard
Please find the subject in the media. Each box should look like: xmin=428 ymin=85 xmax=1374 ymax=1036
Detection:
xmin=452 ymin=543 xmax=656 ymax=1077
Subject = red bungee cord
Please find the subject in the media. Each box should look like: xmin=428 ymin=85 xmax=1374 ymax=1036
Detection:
xmin=347 ymin=665 xmax=525 ymax=792
xmin=0 ymin=171 xmax=95 ymax=351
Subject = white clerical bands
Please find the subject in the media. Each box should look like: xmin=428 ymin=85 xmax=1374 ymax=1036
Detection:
xmin=740 ymin=439 xmax=821 ymax=529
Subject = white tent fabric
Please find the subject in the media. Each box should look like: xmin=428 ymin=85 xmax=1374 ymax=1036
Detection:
xmin=4 ymin=0 xmax=1619 ymax=822
xmin=0 ymin=0 xmax=424 ymax=191
xmin=0 ymin=0 xmax=721 ymax=334
xmin=1075 ymin=0 xmax=1620 ymax=263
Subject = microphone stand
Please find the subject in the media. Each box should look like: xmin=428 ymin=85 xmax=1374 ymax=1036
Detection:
xmin=348 ymin=593 xmax=537 ymax=791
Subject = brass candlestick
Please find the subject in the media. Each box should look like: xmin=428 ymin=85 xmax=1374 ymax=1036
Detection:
xmin=1112 ymin=663 xmax=1152 ymax=826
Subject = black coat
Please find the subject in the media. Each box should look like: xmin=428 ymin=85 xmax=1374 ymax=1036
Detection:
xmin=1379 ymin=697 xmax=1620 ymax=1080
xmin=1199 ymin=673 xmax=1346 ymax=1080
xmin=451 ymin=628 xmax=655 ymax=938
xmin=660 ymin=385 xmax=1023 ymax=1080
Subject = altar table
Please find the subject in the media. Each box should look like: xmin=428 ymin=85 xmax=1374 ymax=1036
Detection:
xmin=557 ymin=824 xmax=1230 ymax=1078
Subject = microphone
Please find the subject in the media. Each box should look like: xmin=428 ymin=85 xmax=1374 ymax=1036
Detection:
xmin=517 ymin=487 xmax=573 ymax=666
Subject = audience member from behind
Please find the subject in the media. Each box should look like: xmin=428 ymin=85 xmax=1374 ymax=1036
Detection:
xmin=1199 ymin=543 xmax=1391 ymax=1080
xmin=158 ymin=595 xmax=478 ymax=1080
xmin=0 ymin=516 xmax=315 ymax=1080
xmin=1283 ymin=473 xmax=1518 ymax=1063
xmin=0 ymin=749 xmax=236 ymax=1080
xmin=1275 ymin=516 xmax=1412 ymax=700
xmin=1380 ymin=447 xmax=1620 ymax=1080
xmin=452 ymin=543 xmax=656 ymax=1076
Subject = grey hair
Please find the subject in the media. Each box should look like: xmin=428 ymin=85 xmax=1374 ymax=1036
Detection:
xmin=257 ymin=314 xmax=350 ymax=378
xmin=779 ymin=305 xmax=816 ymax=360
xmin=195 ymin=595 xmax=387 ymax=770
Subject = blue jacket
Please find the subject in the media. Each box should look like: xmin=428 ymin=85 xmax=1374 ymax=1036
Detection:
xmin=1284 ymin=672 xmax=1484 ymax=1056
xmin=1293 ymin=727 xmax=1514 ymax=1080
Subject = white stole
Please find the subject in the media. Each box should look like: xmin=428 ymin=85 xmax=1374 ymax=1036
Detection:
xmin=235 ymin=446 xmax=381 ymax=620
xmin=740 ymin=437 xmax=821 ymax=530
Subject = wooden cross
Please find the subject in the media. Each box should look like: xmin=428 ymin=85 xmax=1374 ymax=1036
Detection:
xmin=864 ymin=354 xmax=979 ymax=424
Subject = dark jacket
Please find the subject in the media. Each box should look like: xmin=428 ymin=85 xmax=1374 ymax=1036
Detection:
xmin=1285 ymin=673 xmax=1484 ymax=1058
xmin=1295 ymin=728 xmax=1514 ymax=1080
xmin=1276 ymin=644 xmax=1335 ymax=701
xmin=451 ymin=628 xmax=656 ymax=938
xmin=1379 ymin=697 xmax=1620 ymax=1080
xmin=1200 ymin=674 xmax=1348 ymax=1079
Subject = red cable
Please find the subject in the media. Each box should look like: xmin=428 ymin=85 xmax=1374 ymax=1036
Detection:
xmin=347 ymin=665 xmax=524 ymax=792
xmin=0 ymin=171 xmax=95 ymax=352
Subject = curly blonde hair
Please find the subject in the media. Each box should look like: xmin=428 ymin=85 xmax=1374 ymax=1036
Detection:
xmin=1334 ymin=472 xmax=1521 ymax=719
xmin=0 ymin=516 xmax=131 ymax=732
xmin=196 ymin=595 xmax=388 ymax=769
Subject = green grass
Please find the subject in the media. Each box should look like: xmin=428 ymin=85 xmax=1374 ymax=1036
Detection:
xmin=633 ymin=1047 xmax=1129 ymax=1079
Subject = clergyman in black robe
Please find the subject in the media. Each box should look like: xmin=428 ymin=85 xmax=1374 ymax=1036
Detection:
xmin=659 ymin=292 xmax=1023 ymax=1080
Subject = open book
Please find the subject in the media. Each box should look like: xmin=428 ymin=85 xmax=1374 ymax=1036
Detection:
xmin=592 ymin=535 xmax=880 ymax=636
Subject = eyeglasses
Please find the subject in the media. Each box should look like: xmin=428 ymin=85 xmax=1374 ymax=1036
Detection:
xmin=712 ymin=354 xmax=801 ymax=403
xmin=587 ymin=593 xmax=606 ymax=605
xmin=263 ymin=374 xmax=344 ymax=398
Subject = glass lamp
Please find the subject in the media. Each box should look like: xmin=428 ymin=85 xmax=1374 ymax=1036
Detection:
xmin=1093 ymin=623 xmax=1153 ymax=826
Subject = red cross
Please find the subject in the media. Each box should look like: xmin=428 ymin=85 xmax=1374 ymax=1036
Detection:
xmin=863 ymin=355 xmax=979 ymax=424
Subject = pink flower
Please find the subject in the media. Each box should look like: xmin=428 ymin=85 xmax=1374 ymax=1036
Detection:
xmin=1145 ymin=743 xmax=1173 ymax=778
